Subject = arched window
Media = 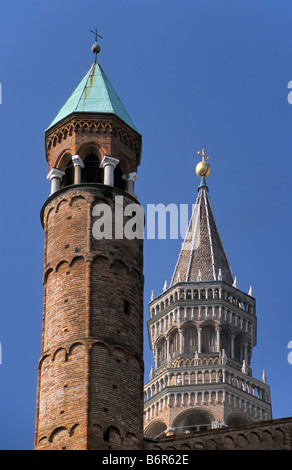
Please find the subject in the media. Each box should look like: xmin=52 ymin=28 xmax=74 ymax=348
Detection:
xmin=234 ymin=335 xmax=245 ymax=364
xmin=225 ymin=414 xmax=252 ymax=427
xmin=183 ymin=325 xmax=197 ymax=354
xmin=144 ymin=421 xmax=167 ymax=439
xmin=157 ymin=337 xmax=167 ymax=367
xmin=220 ymin=328 xmax=231 ymax=358
xmin=61 ymin=159 xmax=74 ymax=187
xmin=114 ymin=165 xmax=126 ymax=190
xmin=169 ymin=329 xmax=179 ymax=357
xmin=82 ymin=154 xmax=103 ymax=183
xmin=173 ymin=410 xmax=214 ymax=435
xmin=201 ymin=324 xmax=216 ymax=353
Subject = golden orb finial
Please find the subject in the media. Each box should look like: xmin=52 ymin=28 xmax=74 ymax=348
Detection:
xmin=196 ymin=148 xmax=211 ymax=178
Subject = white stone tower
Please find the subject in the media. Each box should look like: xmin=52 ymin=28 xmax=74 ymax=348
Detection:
xmin=144 ymin=151 xmax=272 ymax=439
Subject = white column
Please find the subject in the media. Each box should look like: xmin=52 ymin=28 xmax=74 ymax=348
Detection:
xmin=154 ymin=346 xmax=158 ymax=369
xmin=122 ymin=172 xmax=137 ymax=196
xmin=166 ymin=337 xmax=170 ymax=363
xmin=179 ymin=328 xmax=183 ymax=354
xmin=216 ymin=326 xmax=221 ymax=353
xmin=47 ymin=168 xmax=65 ymax=195
xmin=222 ymin=369 xmax=226 ymax=383
xmin=100 ymin=155 xmax=120 ymax=186
xmin=231 ymin=334 xmax=235 ymax=358
xmin=198 ymin=327 xmax=202 ymax=353
xmin=72 ymin=155 xmax=85 ymax=184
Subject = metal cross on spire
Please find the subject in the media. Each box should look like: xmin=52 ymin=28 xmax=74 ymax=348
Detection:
xmin=90 ymin=28 xmax=103 ymax=43
xmin=197 ymin=148 xmax=210 ymax=161
xmin=90 ymin=28 xmax=103 ymax=63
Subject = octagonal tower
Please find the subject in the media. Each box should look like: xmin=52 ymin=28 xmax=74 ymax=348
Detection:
xmin=144 ymin=152 xmax=271 ymax=439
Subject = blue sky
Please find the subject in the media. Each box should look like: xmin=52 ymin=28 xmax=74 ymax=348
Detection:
xmin=0 ymin=0 xmax=292 ymax=450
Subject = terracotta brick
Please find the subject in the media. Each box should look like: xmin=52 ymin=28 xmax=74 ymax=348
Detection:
xmin=35 ymin=112 xmax=144 ymax=450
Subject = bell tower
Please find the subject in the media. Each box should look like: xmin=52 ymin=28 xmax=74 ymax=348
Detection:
xmin=35 ymin=38 xmax=144 ymax=450
xmin=144 ymin=151 xmax=272 ymax=439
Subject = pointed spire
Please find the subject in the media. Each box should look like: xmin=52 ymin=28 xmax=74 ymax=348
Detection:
xmin=150 ymin=290 xmax=155 ymax=301
xmin=171 ymin=150 xmax=233 ymax=286
xmin=262 ymin=369 xmax=267 ymax=383
xmin=47 ymin=36 xmax=138 ymax=132
xmin=163 ymin=280 xmax=168 ymax=292
xmin=248 ymin=286 xmax=253 ymax=297
xmin=232 ymin=276 xmax=238 ymax=288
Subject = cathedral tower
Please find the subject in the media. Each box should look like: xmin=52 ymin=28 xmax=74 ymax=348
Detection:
xmin=144 ymin=151 xmax=272 ymax=439
xmin=35 ymin=40 xmax=144 ymax=450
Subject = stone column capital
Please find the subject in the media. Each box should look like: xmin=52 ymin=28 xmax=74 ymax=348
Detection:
xmin=47 ymin=168 xmax=65 ymax=181
xmin=122 ymin=172 xmax=137 ymax=181
xmin=72 ymin=155 xmax=85 ymax=168
xmin=100 ymin=155 xmax=120 ymax=169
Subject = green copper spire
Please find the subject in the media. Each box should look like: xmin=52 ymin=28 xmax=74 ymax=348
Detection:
xmin=47 ymin=56 xmax=138 ymax=132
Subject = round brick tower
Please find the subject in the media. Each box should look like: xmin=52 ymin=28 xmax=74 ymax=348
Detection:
xmin=34 ymin=44 xmax=144 ymax=450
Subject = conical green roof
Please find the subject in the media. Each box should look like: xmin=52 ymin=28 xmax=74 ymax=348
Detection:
xmin=47 ymin=61 xmax=138 ymax=132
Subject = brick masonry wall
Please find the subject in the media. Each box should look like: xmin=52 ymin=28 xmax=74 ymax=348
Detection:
xmin=35 ymin=184 xmax=144 ymax=450
xmin=45 ymin=114 xmax=141 ymax=175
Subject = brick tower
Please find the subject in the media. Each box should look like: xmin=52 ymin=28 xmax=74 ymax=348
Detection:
xmin=144 ymin=151 xmax=272 ymax=439
xmin=35 ymin=39 xmax=144 ymax=450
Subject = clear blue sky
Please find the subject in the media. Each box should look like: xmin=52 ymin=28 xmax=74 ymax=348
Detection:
xmin=0 ymin=0 xmax=292 ymax=450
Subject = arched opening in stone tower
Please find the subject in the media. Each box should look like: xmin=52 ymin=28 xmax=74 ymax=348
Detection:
xmin=220 ymin=327 xmax=231 ymax=358
xmin=144 ymin=421 xmax=167 ymax=440
xmin=173 ymin=410 xmax=214 ymax=435
xmin=183 ymin=323 xmax=198 ymax=354
xmin=225 ymin=413 xmax=252 ymax=427
xmin=234 ymin=334 xmax=246 ymax=364
xmin=201 ymin=324 xmax=216 ymax=353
